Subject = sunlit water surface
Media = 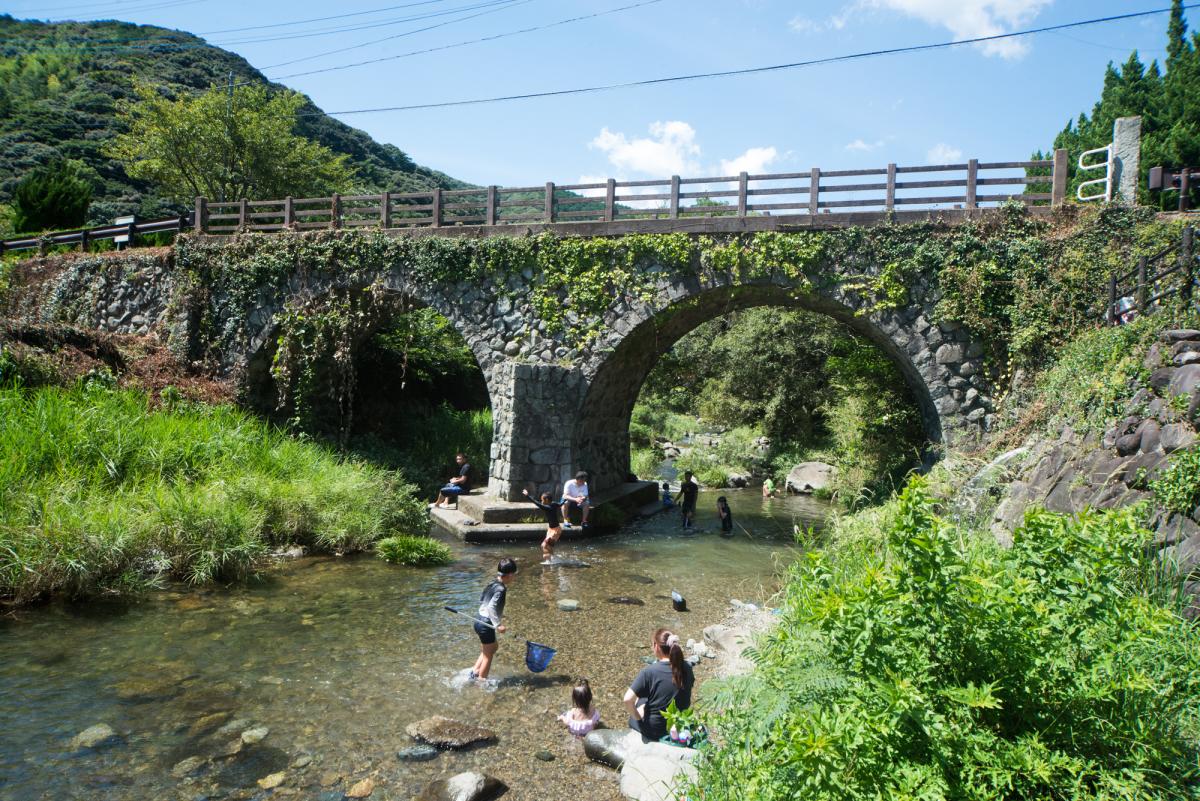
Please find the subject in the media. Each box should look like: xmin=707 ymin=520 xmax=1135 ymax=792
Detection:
xmin=0 ymin=491 xmax=827 ymax=801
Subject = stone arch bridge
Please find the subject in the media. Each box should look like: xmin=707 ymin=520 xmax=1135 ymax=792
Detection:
xmin=17 ymin=223 xmax=997 ymax=503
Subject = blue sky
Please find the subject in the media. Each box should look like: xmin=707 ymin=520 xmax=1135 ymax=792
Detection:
xmin=1 ymin=0 xmax=1181 ymax=186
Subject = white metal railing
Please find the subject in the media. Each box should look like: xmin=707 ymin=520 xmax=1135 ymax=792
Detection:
xmin=1077 ymin=144 xmax=1113 ymax=202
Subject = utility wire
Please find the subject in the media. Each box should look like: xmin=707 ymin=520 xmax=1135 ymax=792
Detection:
xmin=260 ymin=0 xmax=531 ymax=69
xmin=307 ymin=4 xmax=1200 ymax=116
xmin=6 ymin=0 xmax=198 ymax=15
xmin=213 ymin=0 xmax=523 ymax=46
xmin=270 ymin=0 xmax=666 ymax=80
xmin=200 ymin=0 xmax=453 ymax=35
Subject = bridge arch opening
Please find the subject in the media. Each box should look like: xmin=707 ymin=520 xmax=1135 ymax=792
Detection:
xmin=575 ymin=284 xmax=939 ymax=497
xmin=242 ymin=293 xmax=494 ymax=498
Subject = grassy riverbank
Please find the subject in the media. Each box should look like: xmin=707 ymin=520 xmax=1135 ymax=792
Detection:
xmin=0 ymin=382 xmax=427 ymax=603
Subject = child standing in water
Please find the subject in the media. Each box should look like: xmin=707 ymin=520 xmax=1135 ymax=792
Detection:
xmin=558 ymin=678 xmax=601 ymax=737
xmin=522 ymin=488 xmax=563 ymax=563
xmin=469 ymin=558 xmax=518 ymax=681
xmin=717 ymin=496 xmax=734 ymax=536
xmin=675 ymin=471 xmax=698 ymax=529
xmin=661 ymin=482 xmax=675 ymax=510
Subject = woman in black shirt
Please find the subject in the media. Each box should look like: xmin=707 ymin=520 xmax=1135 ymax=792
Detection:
xmin=623 ymin=627 xmax=695 ymax=741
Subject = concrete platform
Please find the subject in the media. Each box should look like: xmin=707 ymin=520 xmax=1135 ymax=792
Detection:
xmin=431 ymin=481 xmax=658 ymax=543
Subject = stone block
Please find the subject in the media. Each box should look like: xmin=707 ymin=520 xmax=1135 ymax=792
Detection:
xmin=1168 ymin=364 xmax=1200 ymax=398
xmin=1162 ymin=423 xmax=1197 ymax=453
xmin=1161 ymin=329 xmax=1200 ymax=343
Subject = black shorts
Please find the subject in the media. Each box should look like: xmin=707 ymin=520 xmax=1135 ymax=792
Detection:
xmin=474 ymin=620 xmax=496 ymax=645
xmin=682 ymin=502 xmax=696 ymax=516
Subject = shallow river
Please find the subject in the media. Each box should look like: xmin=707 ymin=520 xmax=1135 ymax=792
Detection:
xmin=0 ymin=490 xmax=827 ymax=801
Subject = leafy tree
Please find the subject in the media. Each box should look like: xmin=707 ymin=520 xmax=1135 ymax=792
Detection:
xmin=106 ymin=82 xmax=355 ymax=204
xmin=10 ymin=159 xmax=92 ymax=233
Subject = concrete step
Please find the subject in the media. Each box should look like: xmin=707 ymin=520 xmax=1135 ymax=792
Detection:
xmin=456 ymin=493 xmax=544 ymax=524
xmin=430 ymin=506 xmax=595 ymax=544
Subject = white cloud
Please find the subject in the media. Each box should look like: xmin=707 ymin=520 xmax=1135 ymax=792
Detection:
xmin=864 ymin=0 xmax=1052 ymax=59
xmin=789 ymin=8 xmax=853 ymax=33
xmin=926 ymin=143 xmax=963 ymax=164
xmin=845 ymin=138 xmax=885 ymax=152
xmin=589 ymin=121 xmax=701 ymax=176
xmin=720 ymin=146 xmax=778 ymax=175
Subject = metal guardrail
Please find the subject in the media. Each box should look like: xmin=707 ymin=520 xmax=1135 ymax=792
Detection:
xmin=1107 ymin=225 xmax=1197 ymax=324
xmin=0 ymin=215 xmax=189 ymax=255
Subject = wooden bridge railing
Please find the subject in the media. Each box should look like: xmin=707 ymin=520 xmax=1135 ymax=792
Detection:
xmin=194 ymin=151 xmax=1067 ymax=234
xmin=1107 ymin=225 xmax=1198 ymax=324
xmin=1 ymin=150 xmax=1069 ymax=253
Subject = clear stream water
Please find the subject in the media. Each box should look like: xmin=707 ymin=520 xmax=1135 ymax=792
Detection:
xmin=0 ymin=490 xmax=828 ymax=801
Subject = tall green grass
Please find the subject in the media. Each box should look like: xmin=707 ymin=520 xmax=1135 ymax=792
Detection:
xmin=0 ymin=383 xmax=426 ymax=603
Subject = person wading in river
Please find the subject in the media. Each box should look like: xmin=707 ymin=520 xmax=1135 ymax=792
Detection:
xmin=522 ymin=488 xmax=563 ymax=563
xmin=469 ymin=558 xmax=518 ymax=681
xmin=624 ymin=628 xmax=694 ymax=742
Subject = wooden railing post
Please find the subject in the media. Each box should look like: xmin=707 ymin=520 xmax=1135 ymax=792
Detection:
xmin=380 ymin=192 xmax=391 ymax=229
xmin=669 ymin=175 xmax=680 ymax=219
xmin=431 ymin=188 xmax=442 ymax=228
xmin=808 ymin=168 xmax=820 ymax=215
xmin=886 ymin=163 xmax=896 ymax=211
xmin=545 ymin=182 xmax=555 ymax=223
xmin=238 ymin=198 xmax=248 ymax=231
xmin=737 ymin=172 xmax=748 ymax=217
xmin=486 ymin=186 xmax=497 ymax=226
xmin=1051 ymin=148 xmax=1068 ymax=207
xmin=330 ymin=193 xmax=341 ymax=229
xmin=1136 ymin=255 xmax=1148 ymax=314
xmin=1182 ymin=225 xmax=1195 ymax=302
xmin=78 ymin=229 xmax=89 ymax=252
xmin=1108 ymin=274 xmax=1118 ymax=325
xmin=126 ymin=220 xmax=137 ymax=249
xmin=194 ymin=197 xmax=207 ymax=233
xmin=605 ymin=179 xmax=616 ymax=221
xmin=284 ymin=196 xmax=295 ymax=229
xmin=966 ymin=159 xmax=978 ymax=209
xmin=1180 ymin=169 xmax=1192 ymax=213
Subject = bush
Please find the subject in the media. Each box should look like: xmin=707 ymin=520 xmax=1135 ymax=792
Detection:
xmin=375 ymin=535 xmax=453 ymax=566
xmin=689 ymin=479 xmax=1200 ymax=801
xmin=11 ymin=160 xmax=92 ymax=234
xmin=1151 ymin=446 xmax=1200 ymax=515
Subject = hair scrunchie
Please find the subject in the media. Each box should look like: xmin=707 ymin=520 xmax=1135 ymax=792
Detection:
xmin=666 ymin=633 xmax=680 ymax=648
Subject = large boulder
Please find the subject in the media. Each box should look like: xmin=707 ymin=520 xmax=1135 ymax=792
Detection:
xmin=785 ymin=462 xmax=837 ymax=494
xmin=583 ymin=728 xmax=637 ymax=770
xmin=417 ymin=771 xmax=507 ymax=801
xmin=619 ymin=738 xmax=699 ymax=801
xmin=405 ymin=717 xmax=497 ymax=749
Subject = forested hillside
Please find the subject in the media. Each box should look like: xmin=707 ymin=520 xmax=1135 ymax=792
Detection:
xmin=0 ymin=15 xmax=465 ymax=226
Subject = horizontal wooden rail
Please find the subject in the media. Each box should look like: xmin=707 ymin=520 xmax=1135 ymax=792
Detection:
xmin=2 ymin=151 xmax=1071 ymax=253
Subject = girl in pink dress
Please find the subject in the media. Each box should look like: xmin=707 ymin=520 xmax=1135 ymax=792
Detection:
xmin=558 ymin=678 xmax=600 ymax=737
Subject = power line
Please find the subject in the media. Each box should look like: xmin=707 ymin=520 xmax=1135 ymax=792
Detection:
xmin=200 ymin=0 xmax=454 ymax=36
xmin=307 ymin=4 xmax=1200 ymax=117
xmin=5 ymin=0 xmax=198 ymax=15
xmin=269 ymin=0 xmax=666 ymax=80
xmin=212 ymin=0 xmax=524 ymax=47
xmin=260 ymin=0 xmax=531 ymax=69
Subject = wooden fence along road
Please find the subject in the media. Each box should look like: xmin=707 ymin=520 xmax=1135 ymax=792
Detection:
xmin=0 ymin=149 xmax=1069 ymax=254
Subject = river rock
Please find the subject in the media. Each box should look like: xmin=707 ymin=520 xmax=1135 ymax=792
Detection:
xmin=1162 ymin=329 xmax=1200 ymax=343
xmin=417 ymin=771 xmax=507 ymax=801
xmin=606 ymin=596 xmax=645 ymax=606
xmin=406 ymin=716 xmax=497 ymax=749
xmin=625 ymin=574 xmax=655 ymax=585
xmin=583 ymin=729 xmax=637 ymax=770
xmin=171 ymin=756 xmax=207 ymax=778
xmin=241 ymin=726 xmax=270 ymax=745
xmin=291 ymin=753 xmax=313 ymax=769
xmin=217 ymin=718 xmax=251 ymax=737
xmin=396 ymin=745 xmax=440 ymax=762
xmin=346 ymin=776 xmax=375 ymax=798
xmin=187 ymin=711 xmax=232 ymax=737
xmin=557 ymin=599 xmax=580 ymax=611
xmin=619 ymin=737 xmax=699 ymax=801
xmin=71 ymin=724 xmax=119 ymax=750
xmin=785 ymin=462 xmax=837 ymax=494
xmin=535 ymin=749 xmax=555 ymax=761
xmin=257 ymin=771 xmax=286 ymax=790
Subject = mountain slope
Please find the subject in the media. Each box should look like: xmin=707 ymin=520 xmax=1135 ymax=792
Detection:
xmin=0 ymin=15 xmax=467 ymax=225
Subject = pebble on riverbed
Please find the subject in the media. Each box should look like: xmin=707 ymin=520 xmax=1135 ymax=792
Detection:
xmin=406 ymin=716 xmax=498 ymax=749
xmin=70 ymin=724 xmax=119 ymax=750
xmin=396 ymin=744 xmax=439 ymax=762
xmin=556 ymin=599 xmax=580 ymax=611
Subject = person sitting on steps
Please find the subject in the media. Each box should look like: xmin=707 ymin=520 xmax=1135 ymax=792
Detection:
xmin=560 ymin=471 xmax=591 ymax=529
xmin=433 ymin=452 xmax=471 ymax=509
